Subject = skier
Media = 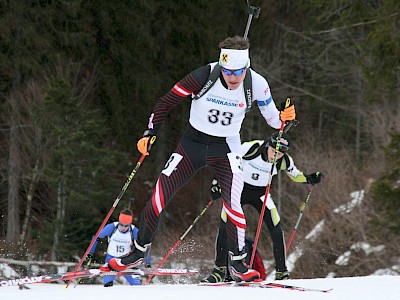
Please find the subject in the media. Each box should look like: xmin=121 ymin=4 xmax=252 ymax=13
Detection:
xmin=84 ymin=209 xmax=150 ymax=287
xmin=103 ymin=36 xmax=296 ymax=282
xmin=202 ymin=132 xmax=322 ymax=283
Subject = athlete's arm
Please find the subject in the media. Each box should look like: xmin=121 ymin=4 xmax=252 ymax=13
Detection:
xmin=88 ymin=223 xmax=116 ymax=254
xmin=283 ymin=155 xmax=308 ymax=183
xmin=241 ymin=140 xmax=264 ymax=157
xmin=146 ymin=65 xmax=211 ymax=133
xmin=132 ymin=225 xmax=139 ymax=240
xmin=251 ymin=70 xmax=281 ymax=129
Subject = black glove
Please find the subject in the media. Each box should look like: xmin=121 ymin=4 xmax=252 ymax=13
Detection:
xmin=82 ymin=253 xmax=93 ymax=269
xmin=306 ymin=172 xmax=322 ymax=184
xmin=210 ymin=178 xmax=222 ymax=200
xmin=145 ymin=263 xmax=152 ymax=268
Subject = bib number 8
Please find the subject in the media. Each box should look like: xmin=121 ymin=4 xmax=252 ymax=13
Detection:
xmin=208 ymin=109 xmax=233 ymax=126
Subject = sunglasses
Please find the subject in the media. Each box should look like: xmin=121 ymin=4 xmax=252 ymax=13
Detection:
xmin=269 ymin=137 xmax=289 ymax=153
xmin=221 ymin=67 xmax=246 ymax=76
xmin=119 ymin=223 xmax=130 ymax=228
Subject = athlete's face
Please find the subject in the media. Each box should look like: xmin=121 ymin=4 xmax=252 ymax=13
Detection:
xmin=221 ymin=67 xmax=247 ymax=90
xmin=267 ymin=137 xmax=289 ymax=162
xmin=118 ymin=223 xmax=130 ymax=232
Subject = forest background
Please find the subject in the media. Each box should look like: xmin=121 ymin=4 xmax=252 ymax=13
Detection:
xmin=0 ymin=0 xmax=399 ymax=279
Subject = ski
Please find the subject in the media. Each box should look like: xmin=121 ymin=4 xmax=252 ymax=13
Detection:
xmin=237 ymin=281 xmax=332 ymax=292
xmin=0 ymin=267 xmax=198 ymax=287
xmin=198 ymin=282 xmax=235 ymax=287
xmin=199 ymin=281 xmax=332 ymax=293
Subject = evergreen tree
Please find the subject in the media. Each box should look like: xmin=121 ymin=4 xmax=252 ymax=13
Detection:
xmin=371 ymin=132 xmax=400 ymax=236
xmin=32 ymin=77 xmax=121 ymax=260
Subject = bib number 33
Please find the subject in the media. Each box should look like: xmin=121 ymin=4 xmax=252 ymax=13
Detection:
xmin=208 ymin=109 xmax=233 ymax=126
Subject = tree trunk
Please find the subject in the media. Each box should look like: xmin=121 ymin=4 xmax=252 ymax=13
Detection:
xmin=354 ymin=67 xmax=364 ymax=162
xmin=6 ymin=96 xmax=21 ymax=242
xmin=20 ymin=162 xmax=39 ymax=243
xmin=51 ymin=142 xmax=66 ymax=261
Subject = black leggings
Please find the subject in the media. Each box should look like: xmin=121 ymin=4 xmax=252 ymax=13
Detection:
xmin=215 ymin=183 xmax=287 ymax=271
xmin=138 ymin=125 xmax=246 ymax=252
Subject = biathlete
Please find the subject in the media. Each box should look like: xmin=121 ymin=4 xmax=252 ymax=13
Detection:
xmin=103 ymin=36 xmax=296 ymax=282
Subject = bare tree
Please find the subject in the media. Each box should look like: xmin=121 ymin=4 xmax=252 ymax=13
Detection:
xmin=6 ymin=94 xmax=22 ymax=243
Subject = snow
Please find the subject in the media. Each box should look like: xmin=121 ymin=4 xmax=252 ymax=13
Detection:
xmin=3 ymin=191 xmax=399 ymax=299
xmin=1 ymin=275 xmax=399 ymax=300
xmin=333 ymin=190 xmax=364 ymax=214
xmin=305 ymin=219 xmax=325 ymax=241
xmin=335 ymin=243 xmax=386 ymax=266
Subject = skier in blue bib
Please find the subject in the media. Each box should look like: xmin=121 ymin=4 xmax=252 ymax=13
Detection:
xmin=84 ymin=209 xmax=150 ymax=287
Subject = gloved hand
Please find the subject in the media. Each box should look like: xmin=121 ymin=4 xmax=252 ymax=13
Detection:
xmin=144 ymin=263 xmax=152 ymax=268
xmin=82 ymin=253 xmax=93 ymax=269
xmin=210 ymin=178 xmax=222 ymax=200
xmin=279 ymin=101 xmax=296 ymax=122
xmin=306 ymin=172 xmax=322 ymax=184
xmin=137 ymin=129 xmax=156 ymax=156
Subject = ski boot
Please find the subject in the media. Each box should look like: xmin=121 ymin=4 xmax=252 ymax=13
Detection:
xmin=200 ymin=265 xmax=226 ymax=283
xmin=104 ymin=281 xmax=113 ymax=287
xmin=228 ymin=251 xmax=260 ymax=282
xmin=275 ymin=270 xmax=290 ymax=280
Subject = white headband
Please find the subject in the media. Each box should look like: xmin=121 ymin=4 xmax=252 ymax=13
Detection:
xmin=219 ymin=48 xmax=250 ymax=69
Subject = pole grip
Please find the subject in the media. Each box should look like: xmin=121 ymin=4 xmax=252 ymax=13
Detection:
xmin=285 ymin=97 xmax=291 ymax=108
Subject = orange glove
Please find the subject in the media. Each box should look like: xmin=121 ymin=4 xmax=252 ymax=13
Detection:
xmin=137 ymin=130 xmax=156 ymax=155
xmin=137 ymin=137 xmax=150 ymax=155
xmin=279 ymin=104 xmax=296 ymax=122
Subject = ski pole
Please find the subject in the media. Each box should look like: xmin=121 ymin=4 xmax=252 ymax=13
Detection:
xmin=243 ymin=1 xmax=260 ymax=39
xmin=286 ymin=185 xmax=314 ymax=253
xmin=250 ymin=98 xmax=291 ymax=268
xmin=66 ymin=136 xmax=156 ymax=288
xmin=73 ymin=256 xmax=92 ymax=288
xmin=144 ymin=198 xmax=215 ymax=285
xmin=284 ymin=119 xmax=299 ymax=133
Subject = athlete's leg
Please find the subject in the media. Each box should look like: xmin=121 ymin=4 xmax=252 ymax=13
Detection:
xmin=208 ymin=152 xmax=245 ymax=253
xmin=112 ymin=134 xmax=207 ymax=269
xmin=207 ymin=139 xmax=259 ymax=282
xmin=103 ymin=254 xmax=116 ymax=286
xmin=252 ymin=192 xmax=287 ymax=272
xmin=138 ymin=138 xmax=206 ymax=245
xmin=200 ymin=216 xmax=229 ymax=283
xmin=107 ymin=128 xmax=211 ymax=271
xmin=124 ymin=275 xmax=141 ymax=286
xmin=215 ymin=217 xmax=228 ymax=267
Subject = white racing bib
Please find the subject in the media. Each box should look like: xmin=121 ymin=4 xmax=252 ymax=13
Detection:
xmin=189 ymin=63 xmax=280 ymax=136
xmin=189 ymin=80 xmax=247 ymax=137
xmin=107 ymin=225 xmax=133 ymax=257
xmin=243 ymin=157 xmax=276 ymax=186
